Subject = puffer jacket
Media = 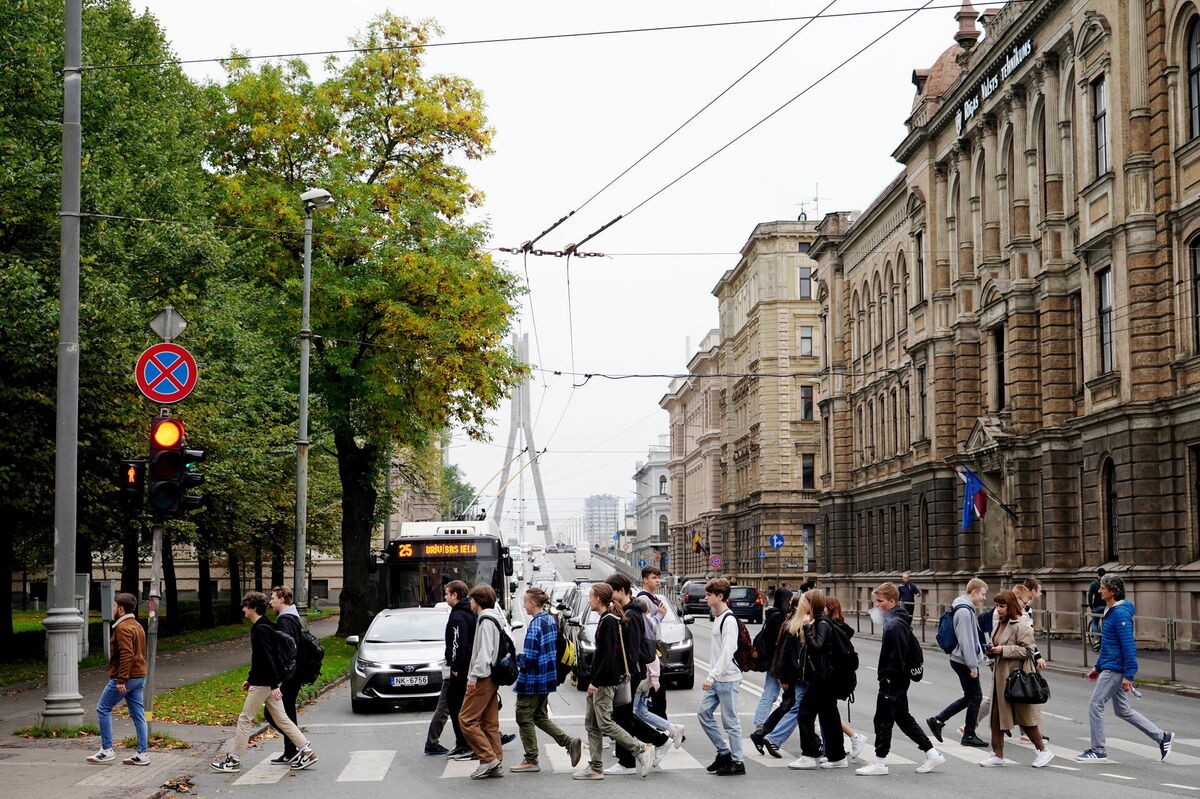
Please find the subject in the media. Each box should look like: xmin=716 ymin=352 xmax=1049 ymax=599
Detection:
xmin=1096 ymin=600 xmax=1138 ymax=679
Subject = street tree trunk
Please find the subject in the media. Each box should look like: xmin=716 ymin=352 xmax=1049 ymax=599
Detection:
xmin=197 ymin=551 xmax=213 ymax=628
xmin=227 ymin=548 xmax=242 ymax=624
xmin=270 ymin=539 xmax=285 ymax=589
xmin=0 ymin=526 xmax=12 ymax=653
xmin=335 ymin=429 xmax=379 ymax=638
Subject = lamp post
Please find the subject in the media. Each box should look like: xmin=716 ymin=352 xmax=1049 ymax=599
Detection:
xmin=296 ymin=188 xmax=333 ymax=626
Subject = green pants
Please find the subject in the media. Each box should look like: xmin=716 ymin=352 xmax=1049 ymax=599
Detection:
xmin=515 ymin=693 xmax=571 ymax=763
xmin=584 ymin=685 xmax=642 ymax=771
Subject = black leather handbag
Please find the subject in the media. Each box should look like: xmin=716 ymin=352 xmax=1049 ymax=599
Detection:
xmin=1004 ymin=654 xmax=1050 ymax=704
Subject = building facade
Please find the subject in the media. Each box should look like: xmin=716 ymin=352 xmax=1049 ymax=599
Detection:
xmin=633 ymin=436 xmax=672 ymax=567
xmin=814 ymin=0 xmax=1200 ymax=620
xmin=583 ymin=494 xmax=621 ymax=549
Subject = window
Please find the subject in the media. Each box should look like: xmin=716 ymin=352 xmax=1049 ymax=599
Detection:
xmin=801 ymin=453 xmax=815 ymax=489
xmin=902 ymin=385 xmax=910 ymax=450
xmin=992 ymin=325 xmax=1006 ymax=410
xmin=891 ymin=389 xmax=899 ymax=454
xmin=658 ymin=515 xmax=668 ymax=537
xmin=1189 ymin=19 xmax=1200 ymax=138
xmin=1101 ymin=458 xmax=1118 ymax=559
xmin=1096 ymin=267 xmax=1114 ymax=373
xmin=1071 ymin=292 xmax=1084 ymax=392
xmin=799 ymin=266 xmax=812 ymax=299
xmin=914 ymin=232 xmax=925 ymax=302
xmin=1193 ymin=242 xmax=1200 ymax=352
xmin=1191 ymin=445 xmax=1200 ymax=558
xmin=311 ymin=579 xmax=329 ymax=599
xmin=800 ymin=385 xmax=814 ymax=420
xmin=917 ymin=365 xmax=928 ymax=439
xmin=797 ymin=242 xmax=811 ymax=253
xmin=799 ymin=325 xmax=814 ymax=356
xmin=658 ymin=475 xmax=667 ymax=495
xmin=1093 ymin=75 xmax=1109 ymax=175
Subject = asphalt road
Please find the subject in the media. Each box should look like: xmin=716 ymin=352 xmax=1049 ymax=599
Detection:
xmin=184 ymin=553 xmax=1200 ymax=799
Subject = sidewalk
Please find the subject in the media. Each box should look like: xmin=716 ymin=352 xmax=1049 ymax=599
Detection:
xmin=0 ymin=614 xmax=341 ymax=799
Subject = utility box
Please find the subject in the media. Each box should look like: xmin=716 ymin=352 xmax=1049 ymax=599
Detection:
xmin=99 ymin=580 xmax=116 ymax=659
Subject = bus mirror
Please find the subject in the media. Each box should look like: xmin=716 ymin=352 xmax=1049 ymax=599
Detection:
xmin=510 ymin=580 xmax=518 ymax=593
xmin=503 ymin=556 xmax=514 ymax=577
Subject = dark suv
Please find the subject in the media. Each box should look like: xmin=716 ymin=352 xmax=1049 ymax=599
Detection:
xmin=679 ymin=580 xmax=708 ymax=615
xmin=726 ymin=585 xmax=765 ymax=624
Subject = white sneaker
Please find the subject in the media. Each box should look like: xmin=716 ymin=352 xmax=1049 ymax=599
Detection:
xmin=856 ymin=761 xmax=889 ymax=776
xmin=636 ymin=745 xmax=655 ymax=778
xmin=850 ymin=732 xmax=869 ymax=760
xmin=916 ymin=749 xmax=945 ymax=773
xmin=603 ymin=763 xmax=636 ymax=775
xmin=652 ymin=745 xmax=670 ymax=769
xmin=670 ymin=723 xmax=685 ymax=750
xmin=820 ymin=758 xmax=849 ymax=769
xmin=122 ymin=753 xmax=150 ymax=766
xmin=86 ymin=749 xmax=116 ymax=765
xmin=788 ymin=755 xmax=820 ymax=770
xmin=1032 ymin=749 xmax=1055 ymax=769
xmin=980 ymin=755 xmax=1007 ymax=767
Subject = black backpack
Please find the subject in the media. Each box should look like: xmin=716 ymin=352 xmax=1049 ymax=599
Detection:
xmin=825 ymin=621 xmax=859 ymax=700
xmin=295 ymin=628 xmax=325 ymax=684
xmin=903 ymin=625 xmax=925 ymax=682
xmin=270 ymin=626 xmax=298 ymax=681
xmin=482 ymin=616 xmax=519 ymax=686
xmin=751 ymin=607 xmax=783 ymax=672
xmin=623 ymin=600 xmax=657 ymax=666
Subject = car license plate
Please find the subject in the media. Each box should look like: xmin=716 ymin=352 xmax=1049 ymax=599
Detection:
xmin=391 ymin=675 xmax=428 ymax=687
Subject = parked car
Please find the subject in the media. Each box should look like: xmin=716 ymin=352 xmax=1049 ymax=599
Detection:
xmin=725 ymin=585 xmax=766 ymax=624
xmin=678 ymin=579 xmax=708 ymax=615
xmin=346 ymin=607 xmax=448 ymax=713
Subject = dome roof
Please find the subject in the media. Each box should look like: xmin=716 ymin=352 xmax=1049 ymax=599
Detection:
xmin=912 ymin=44 xmax=964 ymax=110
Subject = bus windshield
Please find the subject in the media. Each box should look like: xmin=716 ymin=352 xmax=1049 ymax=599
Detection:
xmin=389 ymin=557 xmax=501 ymax=607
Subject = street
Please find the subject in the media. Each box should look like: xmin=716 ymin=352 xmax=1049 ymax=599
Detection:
xmin=181 ymin=553 xmax=1200 ymax=799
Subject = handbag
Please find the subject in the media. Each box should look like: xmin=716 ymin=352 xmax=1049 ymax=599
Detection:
xmin=1004 ymin=653 xmax=1050 ymax=704
xmin=614 ymin=616 xmax=633 ymax=706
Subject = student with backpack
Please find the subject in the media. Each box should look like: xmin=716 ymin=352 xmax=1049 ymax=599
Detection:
xmin=927 ymin=578 xmax=989 ymax=748
xmin=510 ymin=587 xmax=582 ymax=773
xmin=461 ymin=584 xmax=512 ymax=779
xmin=826 ymin=596 xmax=871 ymax=759
xmin=262 ymin=586 xmax=315 ymax=765
xmin=750 ymin=587 xmax=793 ymax=750
xmin=698 ymin=578 xmax=745 ymax=776
xmin=636 ymin=566 xmax=679 ymax=731
xmin=210 ymin=592 xmax=316 ymax=774
xmin=788 ymin=590 xmax=850 ymax=769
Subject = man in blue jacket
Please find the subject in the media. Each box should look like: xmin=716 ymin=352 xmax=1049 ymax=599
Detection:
xmin=1076 ymin=574 xmax=1174 ymax=763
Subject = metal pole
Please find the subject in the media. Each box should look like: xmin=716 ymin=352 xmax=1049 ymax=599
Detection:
xmin=295 ymin=209 xmax=313 ymax=627
xmin=42 ymin=0 xmax=85 ymax=727
xmin=144 ymin=523 xmax=164 ymax=736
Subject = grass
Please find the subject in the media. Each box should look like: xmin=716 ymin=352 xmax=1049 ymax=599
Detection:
xmin=121 ymin=731 xmax=191 ymax=749
xmin=11 ymin=610 xmax=102 ymax=634
xmin=149 ymin=636 xmax=353 ymax=725
xmin=15 ymin=723 xmax=100 ymax=738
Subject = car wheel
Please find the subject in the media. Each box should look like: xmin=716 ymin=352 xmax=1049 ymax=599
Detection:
xmin=351 ymin=698 xmax=371 ymax=714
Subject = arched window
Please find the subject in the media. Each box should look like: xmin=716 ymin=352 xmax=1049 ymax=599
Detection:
xmin=658 ymin=515 xmax=668 ymax=537
xmin=1192 ymin=238 xmax=1200 ymax=352
xmin=1189 ymin=18 xmax=1200 ymax=138
xmin=658 ymin=475 xmax=667 ymax=495
xmin=1101 ymin=457 xmax=1118 ymax=560
xmin=918 ymin=494 xmax=930 ymax=566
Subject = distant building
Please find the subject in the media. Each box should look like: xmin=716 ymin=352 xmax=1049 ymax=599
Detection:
xmin=633 ymin=436 xmax=671 ymax=567
xmin=583 ymin=494 xmax=621 ymax=549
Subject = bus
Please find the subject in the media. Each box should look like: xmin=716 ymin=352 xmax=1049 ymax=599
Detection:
xmin=376 ymin=520 xmax=517 ymax=618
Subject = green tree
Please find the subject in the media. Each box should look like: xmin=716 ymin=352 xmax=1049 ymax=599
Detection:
xmin=205 ymin=15 xmax=525 ymax=635
xmin=441 ymin=464 xmax=476 ymax=519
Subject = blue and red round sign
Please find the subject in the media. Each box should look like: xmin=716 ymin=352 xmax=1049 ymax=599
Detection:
xmin=708 ymin=554 xmax=723 ymax=569
xmin=135 ymin=343 xmax=197 ymax=404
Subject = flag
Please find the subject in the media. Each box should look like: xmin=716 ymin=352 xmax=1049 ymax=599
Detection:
xmin=955 ymin=464 xmax=988 ymax=530
xmin=690 ymin=528 xmax=707 ymax=555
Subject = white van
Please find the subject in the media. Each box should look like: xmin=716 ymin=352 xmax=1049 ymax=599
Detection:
xmin=573 ymin=549 xmax=593 ymax=570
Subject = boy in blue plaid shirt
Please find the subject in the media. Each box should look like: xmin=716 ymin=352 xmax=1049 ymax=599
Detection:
xmin=510 ymin=587 xmax=582 ymax=773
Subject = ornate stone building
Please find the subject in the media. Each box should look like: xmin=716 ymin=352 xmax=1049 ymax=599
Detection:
xmin=814 ymin=0 xmax=1200 ymax=619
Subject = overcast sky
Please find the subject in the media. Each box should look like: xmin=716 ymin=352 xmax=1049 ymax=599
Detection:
xmin=138 ymin=0 xmax=968 ymax=542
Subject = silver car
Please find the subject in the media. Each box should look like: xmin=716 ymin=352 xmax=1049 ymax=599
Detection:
xmin=346 ymin=606 xmax=448 ymax=713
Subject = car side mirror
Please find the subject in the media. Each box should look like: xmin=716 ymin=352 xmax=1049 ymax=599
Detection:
xmin=511 ymin=621 xmax=524 ymax=630
xmin=568 ymin=619 xmax=582 ymax=628
xmin=682 ymin=615 xmax=695 ymax=625
xmin=510 ymin=581 xmax=518 ymax=593
xmin=346 ymin=635 xmax=360 ymax=647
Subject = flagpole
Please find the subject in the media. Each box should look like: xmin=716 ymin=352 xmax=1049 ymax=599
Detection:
xmin=946 ymin=459 xmax=1019 ymax=522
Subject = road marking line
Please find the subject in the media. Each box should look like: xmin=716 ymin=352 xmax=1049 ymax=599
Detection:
xmin=1043 ymin=711 xmax=1075 ymax=721
xmin=336 ymin=750 xmax=395 ymax=781
xmin=1162 ymin=784 xmax=1200 ymax=791
xmin=441 ymin=758 xmax=479 ymax=779
xmin=656 ymin=747 xmax=704 ymax=770
xmin=1100 ymin=772 xmax=1137 ymax=780
xmin=543 ymin=742 xmax=574 ymax=773
xmin=742 ymin=740 xmax=796 ymax=768
xmin=232 ymin=758 xmax=290 ymax=785
xmin=1048 ymin=764 xmax=1080 ymax=771
xmin=1086 ymin=737 xmax=1200 ymax=766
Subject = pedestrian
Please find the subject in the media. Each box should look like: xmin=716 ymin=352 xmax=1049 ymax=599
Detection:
xmin=979 ymin=589 xmax=1053 ymax=768
xmin=460 ymin=584 xmax=509 ymax=779
xmin=759 ymin=594 xmax=810 ymax=758
xmin=87 ymin=592 xmax=149 ymax=766
xmin=1086 ymin=568 xmax=1106 ymax=652
xmin=635 ymin=566 xmax=677 ymax=728
xmin=750 ymin=587 xmax=793 ymax=752
xmin=573 ymin=583 xmax=654 ymax=780
xmin=789 ymin=590 xmax=850 ymax=769
xmin=971 ymin=583 xmax=1045 ymax=737
xmin=698 ymin=577 xmax=745 ymax=776
xmin=1075 ymin=574 xmax=1175 ymax=763
xmin=826 ymin=596 xmax=870 ymax=759
xmin=510 ymin=587 xmax=582 ymax=773
xmin=263 ymin=586 xmax=305 ymax=765
xmin=210 ymin=592 xmax=316 ymax=773
xmin=855 ymin=582 xmax=944 ymax=776
xmin=926 ymin=578 xmax=989 ymax=748
xmin=435 ymin=580 xmax=476 ymax=760
xmin=898 ymin=572 xmax=922 ymax=620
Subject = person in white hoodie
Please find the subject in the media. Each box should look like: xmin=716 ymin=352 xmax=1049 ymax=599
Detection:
xmin=461 ymin=584 xmax=509 ymax=779
xmin=698 ymin=578 xmax=744 ymax=776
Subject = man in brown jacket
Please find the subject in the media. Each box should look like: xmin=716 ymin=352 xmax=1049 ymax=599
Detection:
xmin=87 ymin=592 xmax=149 ymax=765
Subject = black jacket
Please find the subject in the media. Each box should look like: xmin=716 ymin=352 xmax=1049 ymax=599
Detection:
xmin=248 ymin=616 xmax=285 ymax=688
xmin=621 ymin=599 xmax=649 ymax=682
xmin=446 ymin=602 xmax=477 ymax=676
xmin=771 ymin=626 xmax=809 ymax=684
xmin=803 ymin=613 xmax=837 ymax=684
xmin=591 ymin=612 xmax=632 ymax=687
xmin=275 ymin=613 xmax=303 ymax=686
xmin=877 ymin=605 xmax=913 ymax=684
xmin=758 ymin=606 xmax=786 ymax=663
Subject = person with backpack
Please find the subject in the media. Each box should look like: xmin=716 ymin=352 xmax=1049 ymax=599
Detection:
xmin=262 ymin=586 xmax=307 ymax=765
xmin=573 ymin=583 xmax=655 ymax=780
xmin=636 ymin=566 xmax=677 ymax=729
xmin=1086 ymin=568 xmax=1106 ymax=652
xmin=435 ymin=580 xmax=476 ymax=759
xmin=855 ymin=582 xmax=944 ymax=776
xmin=749 ymin=587 xmax=793 ymax=752
xmin=759 ymin=594 xmax=810 ymax=758
xmin=210 ymin=592 xmax=316 ymax=774
xmin=698 ymin=577 xmax=745 ymax=776
xmin=788 ymin=590 xmax=850 ymax=769
xmin=510 ymin=587 xmax=582 ymax=773
xmin=826 ymin=596 xmax=871 ymax=759
xmin=926 ymin=578 xmax=989 ymax=748
xmin=461 ymin=584 xmax=511 ymax=779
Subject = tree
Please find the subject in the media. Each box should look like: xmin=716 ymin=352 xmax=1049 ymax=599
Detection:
xmin=442 ymin=464 xmax=476 ymax=519
xmin=206 ymin=15 xmax=525 ymax=636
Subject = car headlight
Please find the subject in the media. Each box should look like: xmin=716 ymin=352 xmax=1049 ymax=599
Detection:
xmin=670 ymin=639 xmax=693 ymax=650
xmin=356 ymin=658 xmax=381 ymax=670
xmin=579 ymin=640 xmax=596 ymax=652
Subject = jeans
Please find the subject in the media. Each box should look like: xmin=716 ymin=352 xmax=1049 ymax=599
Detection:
xmin=752 ymin=673 xmax=781 ymax=727
xmin=585 ymin=685 xmax=643 ymax=771
xmin=263 ymin=676 xmax=303 ymax=758
xmin=796 ymin=684 xmax=847 ymax=760
xmin=1088 ymin=669 xmax=1164 ymax=753
xmin=934 ymin=659 xmax=982 ymax=736
xmin=515 ymin=694 xmax=572 ymax=763
xmin=96 ymin=677 xmax=147 ymax=753
xmin=697 ymin=679 xmax=742 ymax=761
xmin=633 ymin=688 xmax=671 ymax=732
xmin=766 ymin=682 xmax=807 ymax=746
xmin=873 ymin=678 xmax=932 ymax=758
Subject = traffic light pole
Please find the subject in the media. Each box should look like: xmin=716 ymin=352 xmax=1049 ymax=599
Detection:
xmin=143 ymin=522 xmax=164 ymax=736
xmin=294 ymin=208 xmax=313 ymax=627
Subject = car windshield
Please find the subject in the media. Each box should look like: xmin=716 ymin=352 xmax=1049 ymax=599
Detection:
xmin=551 ymin=583 xmax=573 ymax=602
xmin=729 ymin=587 xmax=755 ymax=599
xmin=365 ymin=613 xmax=447 ymax=643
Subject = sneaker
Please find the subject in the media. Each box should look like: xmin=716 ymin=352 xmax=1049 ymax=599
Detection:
xmin=850 ymin=732 xmax=869 ymax=760
xmin=856 ymin=761 xmax=889 ymax=776
xmin=980 ymin=755 xmax=1007 ymax=767
xmin=269 ymin=752 xmax=294 ymax=765
xmin=572 ymin=768 xmax=604 ymax=780
xmin=122 ymin=753 xmax=151 ymax=766
xmin=1161 ymin=731 xmax=1175 ymax=762
xmin=567 ymin=737 xmax=583 ymax=768
xmin=1032 ymin=749 xmax=1055 ymax=768
xmin=487 ymin=759 xmax=504 ymax=778
xmin=706 ymin=752 xmax=732 ymax=773
xmin=452 ymin=749 xmax=479 ymax=761
xmin=1075 ymin=748 xmax=1108 ymax=763
xmin=821 ymin=758 xmax=849 ymax=769
xmin=290 ymin=746 xmax=318 ymax=770
xmin=446 ymin=746 xmax=470 ymax=758
xmin=636 ymin=745 xmax=655 ymax=778
xmin=210 ymin=754 xmax=242 ymax=773
xmin=714 ymin=760 xmax=746 ymax=776
xmin=763 ymin=738 xmax=782 ymax=759
xmin=788 ymin=755 xmax=820 ymax=770
xmin=653 ymin=746 xmax=670 ymax=769
xmin=749 ymin=729 xmax=766 ymax=754
xmin=603 ymin=763 xmax=637 ymax=775
xmin=86 ymin=749 xmax=117 ymax=765
xmin=926 ymin=716 xmax=945 ymax=743
xmin=670 ymin=723 xmax=685 ymax=750
xmin=961 ymin=734 xmax=989 ymax=747
xmin=470 ymin=760 xmax=496 ymax=780
xmin=916 ymin=750 xmax=946 ymax=773
xmin=424 ymin=744 xmax=450 ymax=756
xmin=501 ymin=733 xmax=517 ymax=745
xmin=510 ymin=761 xmax=540 ymax=773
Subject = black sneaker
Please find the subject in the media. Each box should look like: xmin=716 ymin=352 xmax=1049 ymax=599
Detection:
xmin=961 ymin=734 xmax=988 ymax=748
xmin=925 ymin=716 xmax=945 ymax=743
xmin=706 ymin=752 xmax=732 ymax=773
xmin=501 ymin=733 xmax=516 ymax=746
xmin=210 ymin=754 xmax=241 ymax=773
xmin=424 ymin=744 xmax=450 ymax=756
xmin=763 ymin=739 xmax=782 ymax=759
xmin=749 ymin=730 xmax=766 ymax=755
xmin=714 ymin=760 xmax=746 ymax=776
xmin=446 ymin=746 xmax=470 ymax=759
xmin=269 ymin=752 xmax=295 ymax=765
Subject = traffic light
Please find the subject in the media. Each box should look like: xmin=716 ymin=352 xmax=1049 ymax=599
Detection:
xmin=118 ymin=459 xmax=145 ymax=511
xmin=146 ymin=417 xmax=205 ymax=516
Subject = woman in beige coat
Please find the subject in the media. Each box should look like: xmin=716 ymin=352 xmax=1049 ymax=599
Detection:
xmin=980 ymin=590 xmax=1053 ymax=768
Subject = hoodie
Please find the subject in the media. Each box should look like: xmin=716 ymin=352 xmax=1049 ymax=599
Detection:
xmin=877 ymin=604 xmax=913 ymax=683
xmin=948 ymin=595 xmax=983 ymax=670
xmin=445 ymin=601 xmax=477 ymax=677
xmin=1096 ymin=600 xmax=1139 ymax=679
xmin=468 ymin=607 xmax=509 ymax=682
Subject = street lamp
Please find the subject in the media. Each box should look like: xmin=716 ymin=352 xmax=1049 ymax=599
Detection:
xmin=296 ymin=188 xmax=333 ymax=625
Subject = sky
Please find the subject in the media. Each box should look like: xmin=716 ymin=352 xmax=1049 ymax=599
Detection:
xmin=137 ymin=0 xmax=969 ymax=543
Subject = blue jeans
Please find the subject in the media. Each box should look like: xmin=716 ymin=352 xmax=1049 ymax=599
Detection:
xmin=752 ymin=673 xmax=782 ymax=727
xmin=697 ymin=679 xmax=742 ymax=761
xmin=1088 ymin=669 xmax=1164 ymax=753
xmin=766 ymin=682 xmax=808 ymax=746
xmin=96 ymin=677 xmax=147 ymax=752
xmin=634 ymin=688 xmax=671 ymax=732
